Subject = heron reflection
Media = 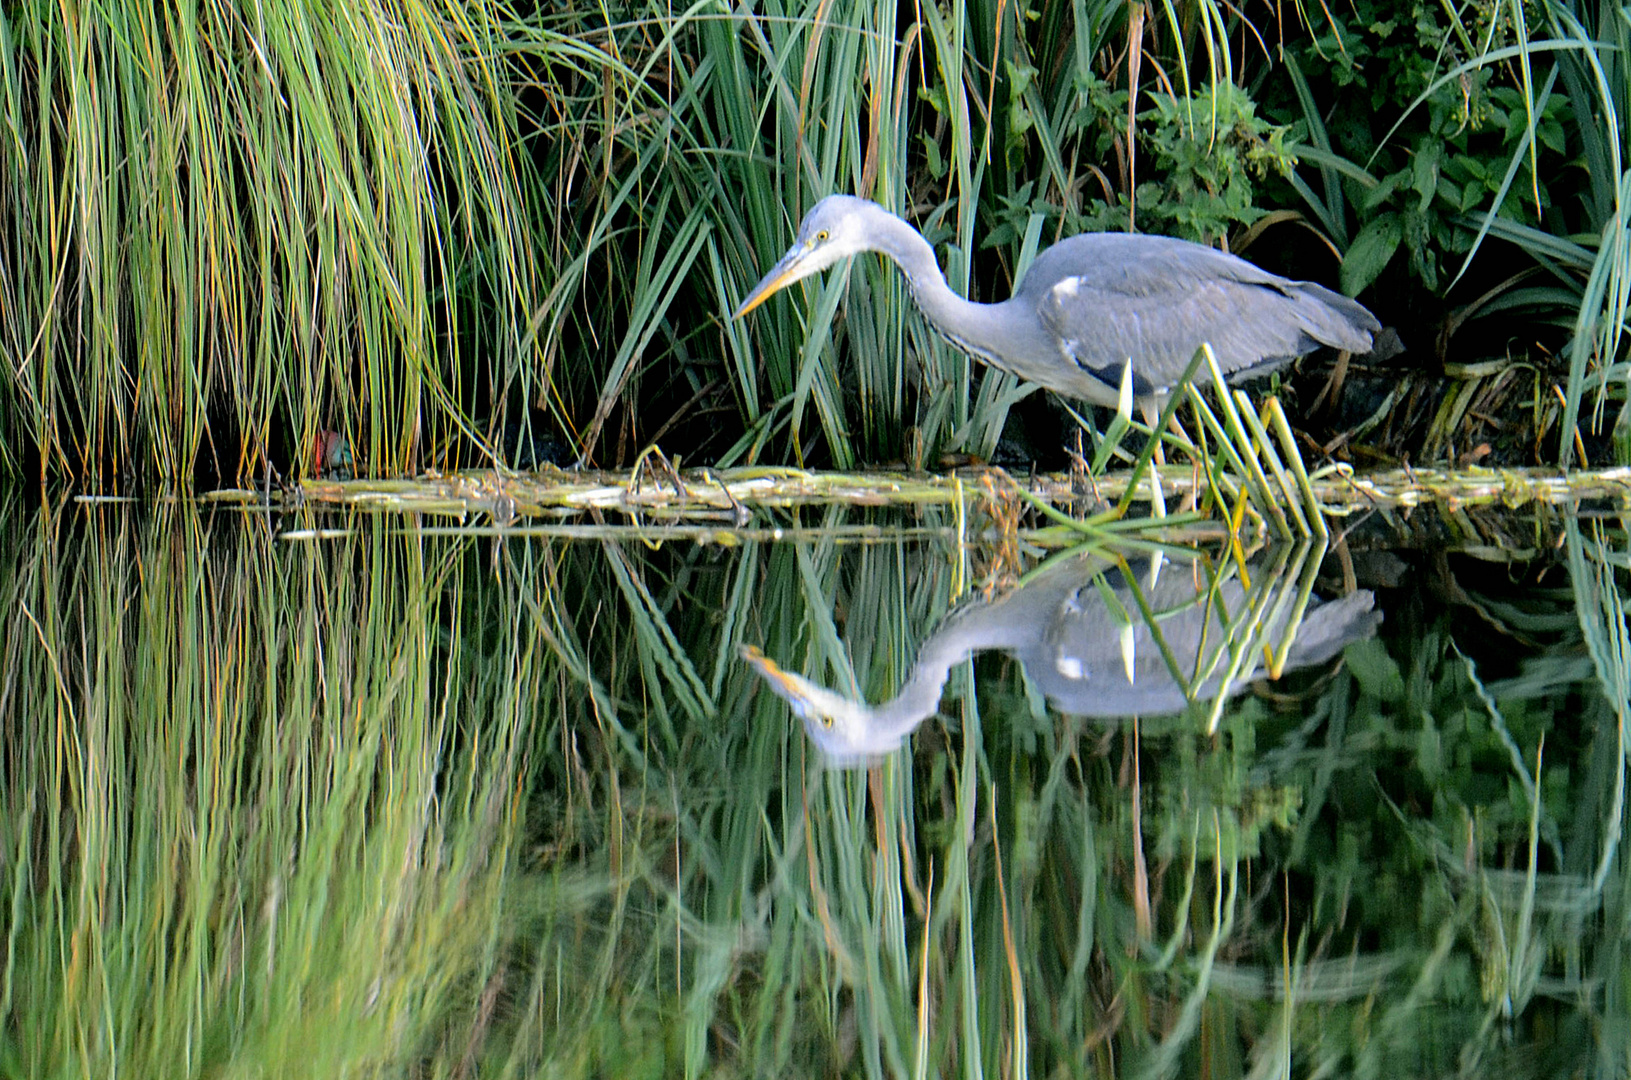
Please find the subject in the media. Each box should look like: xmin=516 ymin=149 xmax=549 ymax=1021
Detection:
xmin=743 ymin=548 xmax=1379 ymax=765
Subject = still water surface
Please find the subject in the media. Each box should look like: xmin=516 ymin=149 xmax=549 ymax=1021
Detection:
xmin=2 ymin=501 xmax=1624 ymax=1077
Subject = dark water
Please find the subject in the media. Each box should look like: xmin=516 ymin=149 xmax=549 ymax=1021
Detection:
xmin=2 ymin=499 xmax=1624 ymax=1077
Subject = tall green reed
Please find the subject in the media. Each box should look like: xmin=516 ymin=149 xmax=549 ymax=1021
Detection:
xmin=0 ymin=1 xmax=553 ymax=485
xmin=1548 ymin=3 xmax=1631 ymax=465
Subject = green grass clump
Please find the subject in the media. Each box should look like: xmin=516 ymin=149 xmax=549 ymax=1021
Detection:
xmin=0 ymin=1 xmax=550 ymax=485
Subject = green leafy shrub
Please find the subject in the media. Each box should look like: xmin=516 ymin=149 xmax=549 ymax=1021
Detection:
xmin=984 ymin=78 xmax=1298 ymax=250
xmin=1271 ymin=0 xmax=1568 ymax=296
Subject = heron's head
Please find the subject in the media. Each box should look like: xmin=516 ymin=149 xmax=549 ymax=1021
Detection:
xmin=732 ymin=196 xmax=887 ymax=319
xmin=739 ymin=644 xmax=906 ymax=766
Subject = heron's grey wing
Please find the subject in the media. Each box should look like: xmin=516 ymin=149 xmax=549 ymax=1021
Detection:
xmin=1026 ymin=236 xmax=1374 ymax=390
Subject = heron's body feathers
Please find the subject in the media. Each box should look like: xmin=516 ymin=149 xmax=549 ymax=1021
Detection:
xmin=1017 ymin=233 xmax=1380 ymax=406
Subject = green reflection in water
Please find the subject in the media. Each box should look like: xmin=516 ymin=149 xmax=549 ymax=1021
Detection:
xmin=1 ymin=503 xmax=1627 ymax=1078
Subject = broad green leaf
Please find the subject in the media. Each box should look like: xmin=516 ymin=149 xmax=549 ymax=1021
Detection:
xmin=1341 ymin=214 xmax=1404 ymax=296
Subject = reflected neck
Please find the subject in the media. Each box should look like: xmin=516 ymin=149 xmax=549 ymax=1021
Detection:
xmin=860 ymin=628 xmax=978 ymax=742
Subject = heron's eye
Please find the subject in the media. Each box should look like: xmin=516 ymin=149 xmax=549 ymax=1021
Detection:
xmin=815 ymin=229 xmax=829 ymax=242
xmin=817 ymin=714 xmax=833 ymax=729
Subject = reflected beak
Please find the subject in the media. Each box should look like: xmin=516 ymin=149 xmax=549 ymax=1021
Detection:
xmin=732 ymin=245 xmax=813 ymax=320
xmin=740 ymin=644 xmax=843 ymax=731
xmin=739 ymin=644 xmax=802 ymax=697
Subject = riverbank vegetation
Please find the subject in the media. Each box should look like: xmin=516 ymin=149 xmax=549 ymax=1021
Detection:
xmin=0 ymin=0 xmax=1625 ymax=487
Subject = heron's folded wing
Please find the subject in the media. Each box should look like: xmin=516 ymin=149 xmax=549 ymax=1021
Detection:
xmin=1028 ymin=236 xmax=1370 ymax=387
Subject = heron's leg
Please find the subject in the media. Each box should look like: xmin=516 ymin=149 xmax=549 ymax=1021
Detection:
xmin=1309 ymin=348 xmax=1352 ymax=418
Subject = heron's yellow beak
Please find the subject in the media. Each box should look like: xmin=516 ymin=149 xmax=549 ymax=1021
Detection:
xmin=732 ymin=245 xmax=813 ymax=320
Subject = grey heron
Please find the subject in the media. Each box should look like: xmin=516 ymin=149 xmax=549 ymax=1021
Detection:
xmin=742 ymin=549 xmax=1379 ymax=766
xmin=733 ymin=196 xmax=1381 ymax=412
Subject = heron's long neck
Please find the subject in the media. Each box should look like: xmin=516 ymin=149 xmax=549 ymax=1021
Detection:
xmin=870 ymin=213 xmax=1016 ymax=367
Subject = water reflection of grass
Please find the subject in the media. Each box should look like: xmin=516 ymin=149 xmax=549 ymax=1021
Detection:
xmin=1 ymin=504 xmax=1625 ymax=1076
xmin=1 ymin=506 xmax=531 ymax=1076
